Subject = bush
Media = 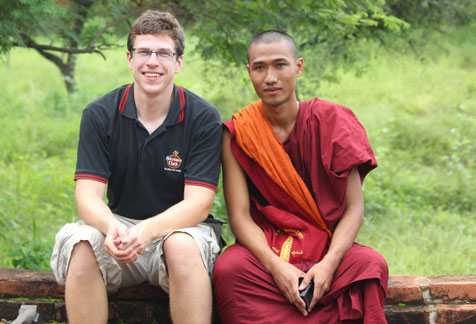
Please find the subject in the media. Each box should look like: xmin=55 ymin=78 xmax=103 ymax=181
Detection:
xmin=9 ymin=221 xmax=52 ymax=270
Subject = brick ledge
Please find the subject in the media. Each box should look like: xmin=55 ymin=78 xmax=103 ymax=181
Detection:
xmin=1 ymin=269 xmax=475 ymax=323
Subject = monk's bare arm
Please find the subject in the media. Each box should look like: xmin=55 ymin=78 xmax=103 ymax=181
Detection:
xmin=324 ymin=167 xmax=364 ymax=264
xmin=222 ymin=129 xmax=280 ymax=267
xmin=304 ymin=167 xmax=364 ymax=311
xmin=222 ymin=129 xmax=308 ymax=315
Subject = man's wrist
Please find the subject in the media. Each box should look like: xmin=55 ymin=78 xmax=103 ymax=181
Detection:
xmin=139 ymin=217 xmax=157 ymax=240
xmin=105 ymin=217 xmax=122 ymax=234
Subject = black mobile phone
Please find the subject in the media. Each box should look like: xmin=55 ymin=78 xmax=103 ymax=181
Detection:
xmin=299 ymin=278 xmax=314 ymax=309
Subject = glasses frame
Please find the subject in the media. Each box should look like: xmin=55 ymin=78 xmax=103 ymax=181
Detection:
xmin=132 ymin=48 xmax=177 ymax=61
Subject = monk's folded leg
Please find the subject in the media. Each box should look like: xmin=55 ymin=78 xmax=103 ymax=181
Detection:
xmin=324 ymin=243 xmax=388 ymax=300
xmin=319 ymin=244 xmax=388 ymax=323
xmin=214 ymin=244 xmax=356 ymax=324
xmin=362 ymin=279 xmax=387 ymax=324
xmin=213 ymin=244 xmax=303 ymax=323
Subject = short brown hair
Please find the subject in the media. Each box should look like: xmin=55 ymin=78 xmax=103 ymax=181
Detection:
xmin=127 ymin=10 xmax=185 ymax=58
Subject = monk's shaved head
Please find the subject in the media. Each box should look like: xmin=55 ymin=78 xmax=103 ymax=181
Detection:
xmin=247 ymin=30 xmax=298 ymax=63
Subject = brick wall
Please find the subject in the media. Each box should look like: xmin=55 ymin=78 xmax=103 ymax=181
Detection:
xmin=385 ymin=275 xmax=476 ymax=324
xmin=0 ymin=268 xmax=475 ymax=323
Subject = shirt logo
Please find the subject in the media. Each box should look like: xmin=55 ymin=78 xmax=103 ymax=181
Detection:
xmin=166 ymin=150 xmax=182 ymax=169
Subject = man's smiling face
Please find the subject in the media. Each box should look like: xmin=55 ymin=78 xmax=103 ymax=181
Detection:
xmin=127 ymin=33 xmax=182 ymax=97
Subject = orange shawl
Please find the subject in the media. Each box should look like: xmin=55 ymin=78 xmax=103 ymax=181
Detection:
xmin=233 ymin=100 xmax=332 ymax=238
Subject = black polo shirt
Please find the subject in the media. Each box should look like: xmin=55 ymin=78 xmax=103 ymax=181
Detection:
xmin=74 ymin=83 xmax=222 ymax=220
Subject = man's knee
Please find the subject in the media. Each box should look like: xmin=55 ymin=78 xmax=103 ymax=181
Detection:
xmin=163 ymin=232 xmax=204 ymax=275
xmin=67 ymin=241 xmax=100 ymax=279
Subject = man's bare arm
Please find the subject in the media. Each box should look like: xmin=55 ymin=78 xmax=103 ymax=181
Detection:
xmin=75 ymin=180 xmax=114 ymax=232
xmin=76 ymin=178 xmax=215 ymax=263
xmin=75 ymin=179 xmax=137 ymax=262
xmin=222 ymin=129 xmax=308 ymax=316
xmin=123 ymin=184 xmax=215 ymax=253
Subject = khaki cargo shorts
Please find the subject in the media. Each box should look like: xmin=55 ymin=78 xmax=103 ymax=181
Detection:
xmin=50 ymin=215 xmax=221 ymax=293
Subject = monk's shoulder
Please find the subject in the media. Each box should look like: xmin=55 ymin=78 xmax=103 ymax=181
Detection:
xmin=302 ymin=98 xmax=358 ymax=124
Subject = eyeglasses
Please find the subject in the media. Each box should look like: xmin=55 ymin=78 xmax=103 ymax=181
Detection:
xmin=132 ymin=48 xmax=176 ymax=61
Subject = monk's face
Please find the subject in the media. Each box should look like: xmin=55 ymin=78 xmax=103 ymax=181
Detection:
xmin=247 ymin=40 xmax=303 ymax=109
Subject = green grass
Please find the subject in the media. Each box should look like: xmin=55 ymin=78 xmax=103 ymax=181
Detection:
xmin=311 ymin=25 xmax=476 ymax=275
xmin=0 ymin=24 xmax=474 ymax=274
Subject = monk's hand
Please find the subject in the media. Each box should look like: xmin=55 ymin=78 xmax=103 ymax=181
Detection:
xmin=269 ymin=259 xmax=308 ymax=316
xmin=104 ymin=220 xmax=138 ymax=263
xmin=304 ymin=258 xmax=337 ymax=312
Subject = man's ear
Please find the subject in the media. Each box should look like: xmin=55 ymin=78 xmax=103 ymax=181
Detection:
xmin=247 ymin=64 xmax=251 ymax=75
xmin=127 ymin=51 xmax=133 ymax=70
xmin=174 ymin=55 xmax=184 ymax=74
xmin=296 ymin=58 xmax=304 ymax=77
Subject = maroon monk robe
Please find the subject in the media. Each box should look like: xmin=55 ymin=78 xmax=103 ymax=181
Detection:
xmin=214 ymin=99 xmax=388 ymax=323
xmin=283 ymin=98 xmax=378 ymax=232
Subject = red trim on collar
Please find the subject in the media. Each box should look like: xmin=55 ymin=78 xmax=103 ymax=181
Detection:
xmin=118 ymin=84 xmax=185 ymax=122
xmin=178 ymin=86 xmax=186 ymax=123
xmin=118 ymin=84 xmax=132 ymax=114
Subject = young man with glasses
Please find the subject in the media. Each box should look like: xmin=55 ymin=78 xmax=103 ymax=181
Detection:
xmin=51 ymin=10 xmax=223 ymax=324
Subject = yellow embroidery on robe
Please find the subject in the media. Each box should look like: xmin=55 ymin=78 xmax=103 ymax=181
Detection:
xmin=274 ymin=229 xmax=305 ymax=261
xmin=279 ymin=236 xmax=294 ymax=262
xmin=283 ymin=228 xmax=304 ymax=239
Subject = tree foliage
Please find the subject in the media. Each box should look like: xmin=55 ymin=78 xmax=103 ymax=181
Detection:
xmin=385 ymin=0 xmax=475 ymax=28
xmin=0 ymin=0 xmax=409 ymax=93
xmin=379 ymin=0 xmax=476 ymax=63
xmin=184 ymin=0 xmax=409 ymax=95
xmin=0 ymin=0 xmax=149 ymax=92
xmin=187 ymin=0 xmax=406 ymax=64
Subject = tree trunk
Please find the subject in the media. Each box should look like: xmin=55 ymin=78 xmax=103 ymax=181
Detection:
xmin=63 ymin=69 xmax=76 ymax=94
xmin=63 ymin=54 xmax=77 ymax=94
xmin=34 ymin=49 xmax=77 ymax=94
